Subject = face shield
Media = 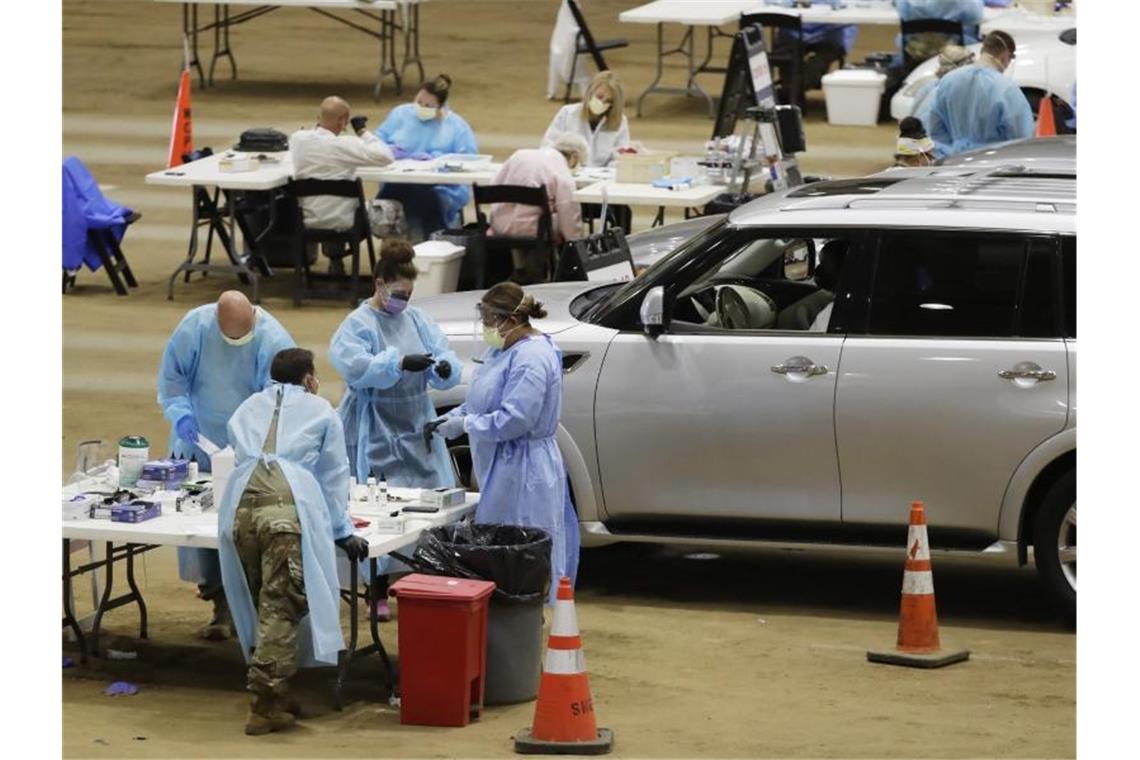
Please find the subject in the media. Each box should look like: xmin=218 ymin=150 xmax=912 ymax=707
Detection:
xmin=472 ymin=301 xmax=521 ymax=362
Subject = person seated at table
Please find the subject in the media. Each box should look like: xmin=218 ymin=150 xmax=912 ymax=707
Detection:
xmin=291 ymin=96 xmax=394 ymax=276
xmin=158 ymin=291 xmax=296 ymax=642
xmin=775 ymin=23 xmax=859 ymax=98
xmin=374 ymin=74 xmax=478 ymax=241
xmin=217 ymin=348 xmax=369 ymax=736
xmin=489 ymin=133 xmax=588 ymax=285
xmin=542 ymin=70 xmax=632 ymax=232
xmin=897 ymin=0 xmax=985 ymax=64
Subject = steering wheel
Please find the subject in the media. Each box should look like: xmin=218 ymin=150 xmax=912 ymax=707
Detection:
xmin=715 ymin=285 xmax=777 ymax=330
xmin=717 ymin=287 xmax=751 ymax=330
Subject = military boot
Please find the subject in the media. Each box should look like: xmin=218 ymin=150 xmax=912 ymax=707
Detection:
xmin=244 ymin=694 xmax=296 ymax=736
xmin=197 ymin=595 xmax=234 ymax=641
xmin=276 ymin=693 xmax=302 ymax=717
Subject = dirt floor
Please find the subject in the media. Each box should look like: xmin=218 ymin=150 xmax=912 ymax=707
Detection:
xmin=62 ymin=1 xmax=1075 ymax=757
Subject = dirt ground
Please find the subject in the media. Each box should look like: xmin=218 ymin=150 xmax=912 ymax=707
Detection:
xmin=62 ymin=1 xmax=1074 ymax=757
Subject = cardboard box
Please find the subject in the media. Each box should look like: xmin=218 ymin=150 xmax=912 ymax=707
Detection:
xmin=616 ymin=150 xmax=678 ymax=184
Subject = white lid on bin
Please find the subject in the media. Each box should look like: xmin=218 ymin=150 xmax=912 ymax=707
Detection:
xmin=413 ymin=239 xmax=466 ymax=262
xmin=822 ymin=69 xmax=888 ymax=87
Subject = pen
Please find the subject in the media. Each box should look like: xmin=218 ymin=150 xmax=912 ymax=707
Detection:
xmin=164 ymin=171 xmax=186 ymax=176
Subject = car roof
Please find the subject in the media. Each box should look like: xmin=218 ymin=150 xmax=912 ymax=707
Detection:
xmin=937 ymin=136 xmax=1075 ymax=171
xmin=728 ymin=150 xmax=1074 ymax=235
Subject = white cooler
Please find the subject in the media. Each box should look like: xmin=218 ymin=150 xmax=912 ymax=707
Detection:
xmin=411 ymin=239 xmax=466 ymax=296
xmin=821 ymin=69 xmax=887 ymax=127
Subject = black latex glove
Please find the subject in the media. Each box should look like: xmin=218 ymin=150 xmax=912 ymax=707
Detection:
xmin=435 ymin=360 xmax=452 ymax=380
xmin=336 ymin=535 xmax=369 ymax=562
xmin=401 ymin=354 xmax=435 ymax=372
xmin=350 ymin=115 xmax=368 ymax=134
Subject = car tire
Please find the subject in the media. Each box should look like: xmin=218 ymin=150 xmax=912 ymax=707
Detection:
xmin=1032 ymin=469 xmax=1076 ymax=617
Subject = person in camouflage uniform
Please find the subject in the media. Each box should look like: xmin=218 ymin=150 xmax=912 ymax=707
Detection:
xmin=220 ymin=348 xmax=368 ymax=735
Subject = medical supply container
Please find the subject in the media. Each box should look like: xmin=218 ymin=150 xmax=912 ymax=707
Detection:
xmin=822 ymin=69 xmax=887 ymax=126
xmin=117 ymin=435 xmax=149 ymax=487
xmin=390 ymin=574 xmax=495 ymax=726
xmin=412 ymin=239 xmax=465 ymax=296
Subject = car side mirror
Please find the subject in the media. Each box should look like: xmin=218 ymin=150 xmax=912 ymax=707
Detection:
xmin=640 ymin=286 xmax=666 ymax=338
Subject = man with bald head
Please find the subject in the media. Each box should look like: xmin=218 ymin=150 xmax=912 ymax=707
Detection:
xmin=158 ymin=291 xmax=295 ymax=639
xmin=291 ymin=96 xmax=394 ymax=273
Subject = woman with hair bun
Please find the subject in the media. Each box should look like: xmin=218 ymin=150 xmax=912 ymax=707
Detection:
xmin=433 ymin=282 xmax=579 ymax=602
xmin=375 ymin=73 xmax=479 ymax=240
xmin=330 ymin=238 xmax=463 ymax=487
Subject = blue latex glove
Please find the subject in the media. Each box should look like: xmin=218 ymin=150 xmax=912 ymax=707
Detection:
xmin=390 ymin=146 xmax=410 ymax=160
xmin=176 ymin=415 xmax=200 ymax=447
xmin=435 ymin=415 xmax=466 ymax=440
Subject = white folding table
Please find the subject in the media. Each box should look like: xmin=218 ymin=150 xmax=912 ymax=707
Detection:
xmin=62 ymin=487 xmax=477 ymax=709
xmin=154 ymin=0 xmax=428 ymax=100
xmin=573 ymin=180 xmax=725 ymax=227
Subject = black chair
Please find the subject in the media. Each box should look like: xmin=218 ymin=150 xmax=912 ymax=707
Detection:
xmin=740 ymin=13 xmax=805 ymax=108
xmin=563 ymin=0 xmax=629 ymax=103
xmin=900 ymin=18 xmax=965 ymax=75
xmin=283 ymin=178 xmax=377 ymax=307
xmin=473 ymin=184 xmax=555 ymax=286
xmin=63 ymin=214 xmax=141 ymax=296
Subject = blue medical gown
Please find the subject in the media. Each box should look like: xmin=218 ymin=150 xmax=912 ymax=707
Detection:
xmin=217 ymin=384 xmax=354 ymax=667
xmin=157 ymin=304 xmax=295 ymax=582
xmin=62 ymin=156 xmax=133 ymax=272
xmin=924 ymin=64 xmax=1034 ymax=158
xmin=329 ymin=302 xmax=462 ymax=486
xmin=898 ymin=0 xmax=985 ymax=46
xmin=447 ymin=335 xmax=578 ymax=604
xmin=375 ymin=104 xmax=479 ymax=228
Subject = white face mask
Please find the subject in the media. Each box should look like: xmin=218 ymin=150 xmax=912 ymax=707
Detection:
xmin=587 ymin=96 xmax=610 ymax=116
xmin=415 ymin=103 xmax=438 ymax=121
xmin=222 ymin=329 xmax=255 ymax=347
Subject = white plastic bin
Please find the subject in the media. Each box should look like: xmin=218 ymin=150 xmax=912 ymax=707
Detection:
xmin=821 ymin=69 xmax=887 ymax=127
xmin=411 ymin=239 xmax=466 ymax=296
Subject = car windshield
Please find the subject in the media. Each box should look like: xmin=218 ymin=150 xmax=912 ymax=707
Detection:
xmin=583 ymin=218 xmax=729 ymax=323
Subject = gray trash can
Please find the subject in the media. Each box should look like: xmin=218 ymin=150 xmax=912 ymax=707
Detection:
xmin=412 ymin=523 xmax=552 ymax=704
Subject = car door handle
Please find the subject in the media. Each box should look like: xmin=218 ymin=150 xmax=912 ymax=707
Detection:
xmin=771 ymin=357 xmax=829 ymax=376
xmin=998 ymin=364 xmax=1057 ymax=381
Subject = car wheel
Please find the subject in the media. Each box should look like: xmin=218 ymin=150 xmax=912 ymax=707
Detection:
xmin=1032 ymin=469 xmax=1076 ymax=615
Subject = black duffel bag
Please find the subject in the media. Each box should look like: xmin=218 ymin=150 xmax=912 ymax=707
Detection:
xmin=234 ymin=128 xmax=289 ymax=153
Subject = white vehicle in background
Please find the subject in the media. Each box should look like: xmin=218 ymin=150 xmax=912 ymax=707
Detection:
xmin=891 ymin=14 xmax=1075 ymax=124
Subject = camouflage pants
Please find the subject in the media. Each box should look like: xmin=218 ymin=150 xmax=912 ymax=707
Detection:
xmin=232 ymin=497 xmax=308 ymax=698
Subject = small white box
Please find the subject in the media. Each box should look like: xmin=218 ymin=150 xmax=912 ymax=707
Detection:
xmin=420 ymin=486 xmax=466 ymax=507
xmin=63 ymin=494 xmax=96 ymax=521
xmin=371 ymin=516 xmax=406 ymax=534
xmin=218 ymin=155 xmax=255 ymax=173
xmin=411 ymin=240 xmax=465 ymax=296
xmin=821 ymin=69 xmax=887 ymax=127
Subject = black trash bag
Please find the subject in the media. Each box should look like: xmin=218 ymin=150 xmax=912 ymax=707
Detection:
xmin=412 ymin=523 xmax=551 ymax=604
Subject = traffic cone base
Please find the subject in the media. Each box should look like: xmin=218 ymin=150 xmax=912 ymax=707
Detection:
xmin=867 ymin=646 xmax=969 ymax=668
xmin=514 ymin=726 xmax=614 ymax=756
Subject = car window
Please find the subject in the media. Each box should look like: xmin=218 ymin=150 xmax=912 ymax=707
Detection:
xmin=1019 ymin=239 xmax=1061 ymax=339
xmin=868 ymin=233 xmax=1027 ymax=338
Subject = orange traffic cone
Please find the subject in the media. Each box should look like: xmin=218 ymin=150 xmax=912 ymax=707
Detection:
xmin=1036 ymin=94 xmax=1057 ymax=138
xmin=167 ymin=69 xmax=193 ymax=168
xmin=867 ymin=502 xmax=969 ymax=669
xmin=514 ymin=577 xmax=613 ymax=755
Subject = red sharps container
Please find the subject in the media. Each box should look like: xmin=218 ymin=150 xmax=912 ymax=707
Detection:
xmin=389 ymin=573 xmax=496 ymax=726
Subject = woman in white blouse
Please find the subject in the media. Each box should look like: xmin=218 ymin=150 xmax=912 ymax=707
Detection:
xmin=541 ymin=70 xmax=631 ymax=168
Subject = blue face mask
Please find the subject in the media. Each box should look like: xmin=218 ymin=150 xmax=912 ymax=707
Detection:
xmin=383 ymin=295 xmax=409 ymax=315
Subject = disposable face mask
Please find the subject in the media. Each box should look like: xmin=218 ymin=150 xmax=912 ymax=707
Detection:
xmin=384 ymin=295 xmax=410 ymax=315
xmin=588 ymin=96 xmax=610 ymax=116
xmin=482 ymin=325 xmax=506 ymax=350
xmin=415 ymin=104 xmax=437 ymax=121
xmin=222 ymin=329 xmax=255 ymax=347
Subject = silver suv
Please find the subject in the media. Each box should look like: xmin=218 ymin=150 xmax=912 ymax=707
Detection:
xmin=420 ymin=141 xmax=1077 ymax=612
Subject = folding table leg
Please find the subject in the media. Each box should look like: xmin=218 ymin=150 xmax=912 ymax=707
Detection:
xmin=126 ymin=547 xmax=148 ymax=640
xmin=89 ymin=542 xmax=117 ymax=656
xmin=333 ymin=556 xmax=360 ymax=710
xmin=369 ymin=557 xmax=397 ymax=696
xmin=62 ymin=539 xmax=88 ymax=664
xmin=183 ymin=4 xmax=207 ymax=88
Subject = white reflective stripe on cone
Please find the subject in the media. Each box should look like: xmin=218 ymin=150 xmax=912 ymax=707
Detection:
xmin=906 ymin=525 xmax=931 ymax=560
xmin=544 ymin=648 xmax=587 ymax=675
xmin=902 ymin=570 xmax=935 ymax=595
xmin=550 ymin=598 xmax=579 ymax=637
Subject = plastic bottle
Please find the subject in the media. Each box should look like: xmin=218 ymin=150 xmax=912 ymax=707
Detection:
xmin=188 ymin=461 xmax=199 ymax=481
xmin=378 ymin=479 xmax=389 ymax=504
xmin=367 ymin=477 xmax=378 ymax=507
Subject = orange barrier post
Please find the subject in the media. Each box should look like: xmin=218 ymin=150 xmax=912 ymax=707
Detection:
xmin=1036 ymin=94 xmax=1057 ymax=138
xmin=167 ymin=69 xmax=193 ymax=168
xmin=514 ymin=577 xmax=613 ymax=755
xmin=867 ymin=501 xmax=969 ymax=669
